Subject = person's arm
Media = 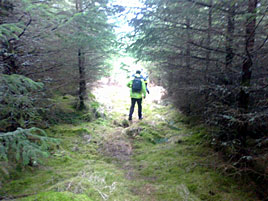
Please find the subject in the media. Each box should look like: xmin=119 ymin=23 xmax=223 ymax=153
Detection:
xmin=142 ymin=80 xmax=146 ymax=98
xmin=127 ymin=80 xmax=132 ymax=88
xmin=144 ymin=79 xmax=150 ymax=94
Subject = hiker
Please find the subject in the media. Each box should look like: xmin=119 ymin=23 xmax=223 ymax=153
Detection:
xmin=143 ymin=73 xmax=150 ymax=94
xmin=131 ymin=70 xmax=150 ymax=94
xmin=127 ymin=70 xmax=147 ymax=121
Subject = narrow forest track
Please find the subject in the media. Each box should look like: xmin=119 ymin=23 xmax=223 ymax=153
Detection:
xmin=92 ymin=83 xmax=257 ymax=201
xmin=93 ymin=83 xmax=165 ymax=201
xmin=0 ymin=83 xmax=258 ymax=201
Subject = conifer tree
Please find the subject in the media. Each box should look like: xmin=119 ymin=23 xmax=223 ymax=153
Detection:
xmin=129 ymin=0 xmax=268 ymax=166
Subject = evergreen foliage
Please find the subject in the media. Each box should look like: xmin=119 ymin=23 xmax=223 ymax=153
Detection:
xmin=0 ymin=127 xmax=58 ymax=166
xmin=0 ymin=23 xmax=23 ymax=41
xmin=0 ymin=74 xmax=44 ymax=131
xmin=129 ymin=0 xmax=268 ymax=195
xmin=129 ymin=0 xmax=268 ymax=141
xmin=0 ymin=0 xmax=116 ymax=94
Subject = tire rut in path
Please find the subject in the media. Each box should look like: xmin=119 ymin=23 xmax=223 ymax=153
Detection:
xmin=100 ymin=124 xmax=157 ymax=200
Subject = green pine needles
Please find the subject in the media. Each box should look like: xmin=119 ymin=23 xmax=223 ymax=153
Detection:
xmin=0 ymin=74 xmax=58 ymax=166
xmin=0 ymin=127 xmax=58 ymax=166
xmin=0 ymin=74 xmax=44 ymax=131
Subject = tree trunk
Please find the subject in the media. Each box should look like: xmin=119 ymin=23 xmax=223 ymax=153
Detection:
xmin=238 ymin=0 xmax=257 ymax=109
xmin=78 ymin=48 xmax=86 ymax=110
xmin=205 ymin=0 xmax=213 ymax=82
xmin=185 ymin=17 xmax=191 ymax=73
xmin=237 ymin=0 xmax=257 ymax=144
xmin=2 ymin=41 xmax=19 ymax=75
xmin=1 ymin=2 xmax=17 ymax=75
xmin=185 ymin=17 xmax=191 ymax=113
xmin=76 ymin=0 xmax=86 ymax=110
xmin=225 ymin=4 xmax=235 ymax=75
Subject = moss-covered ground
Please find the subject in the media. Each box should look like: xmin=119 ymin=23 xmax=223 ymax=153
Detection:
xmin=0 ymin=85 xmax=259 ymax=200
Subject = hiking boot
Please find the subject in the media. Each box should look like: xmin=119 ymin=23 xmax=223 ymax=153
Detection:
xmin=139 ymin=117 xmax=143 ymax=120
xmin=128 ymin=117 xmax=132 ymax=121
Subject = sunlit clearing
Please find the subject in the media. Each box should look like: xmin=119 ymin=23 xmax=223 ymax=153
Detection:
xmin=93 ymin=0 xmax=165 ymax=116
xmin=103 ymin=56 xmax=143 ymax=86
xmin=94 ymin=56 xmax=165 ymax=117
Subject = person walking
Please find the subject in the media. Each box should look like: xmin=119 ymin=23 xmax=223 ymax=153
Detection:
xmin=143 ymin=73 xmax=150 ymax=94
xmin=127 ymin=70 xmax=146 ymax=121
xmin=131 ymin=69 xmax=150 ymax=94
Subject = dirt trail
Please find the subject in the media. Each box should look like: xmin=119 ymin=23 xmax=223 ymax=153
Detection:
xmin=93 ymin=83 xmax=165 ymax=200
xmin=0 ymin=83 xmax=257 ymax=201
xmin=92 ymin=83 xmax=257 ymax=201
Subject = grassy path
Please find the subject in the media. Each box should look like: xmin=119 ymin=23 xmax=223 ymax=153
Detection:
xmin=0 ymin=84 xmax=258 ymax=200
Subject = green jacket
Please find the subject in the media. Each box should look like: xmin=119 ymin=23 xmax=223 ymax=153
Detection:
xmin=127 ymin=74 xmax=146 ymax=99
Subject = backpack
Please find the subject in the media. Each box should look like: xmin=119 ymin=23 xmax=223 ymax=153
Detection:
xmin=132 ymin=77 xmax=142 ymax=92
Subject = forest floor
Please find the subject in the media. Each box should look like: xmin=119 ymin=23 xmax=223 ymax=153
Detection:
xmin=0 ymin=83 xmax=259 ymax=201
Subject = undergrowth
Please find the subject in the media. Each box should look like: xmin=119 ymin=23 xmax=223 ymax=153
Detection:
xmin=126 ymin=105 xmax=258 ymax=201
xmin=0 ymin=127 xmax=58 ymax=170
xmin=0 ymin=117 xmax=139 ymax=201
xmin=0 ymin=90 xmax=260 ymax=201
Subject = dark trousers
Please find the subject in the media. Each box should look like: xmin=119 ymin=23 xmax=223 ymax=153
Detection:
xmin=129 ymin=98 xmax=142 ymax=119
